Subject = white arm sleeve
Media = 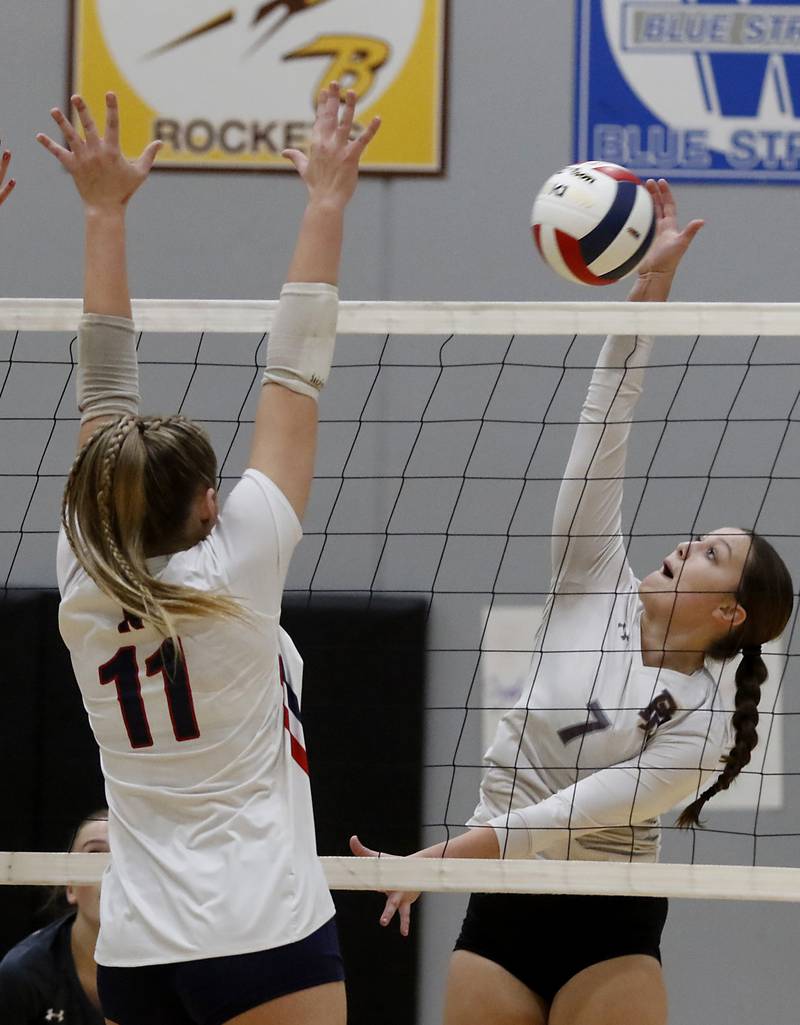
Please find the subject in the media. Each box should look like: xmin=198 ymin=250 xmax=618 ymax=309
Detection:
xmin=262 ymin=282 xmax=338 ymax=400
xmin=551 ymin=334 xmax=654 ymax=594
xmin=76 ymin=313 xmax=140 ymax=423
xmin=489 ymin=712 xmax=724 ymax=859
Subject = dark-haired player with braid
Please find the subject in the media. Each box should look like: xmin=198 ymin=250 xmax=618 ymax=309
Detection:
xmin=37 ymin=85 xmax=379 ymax=1025
xmin=352 ymin=181 xmax=794 ymax=1025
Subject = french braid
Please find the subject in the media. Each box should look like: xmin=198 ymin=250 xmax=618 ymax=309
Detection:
xmin=677 ymin=648 xmax=765 ymax=828
xmin=63 ymin=415 xmax=248 ymax=638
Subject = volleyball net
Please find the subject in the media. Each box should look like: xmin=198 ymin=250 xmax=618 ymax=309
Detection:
xmin=2 ymin=298 xmax=800 ymax=900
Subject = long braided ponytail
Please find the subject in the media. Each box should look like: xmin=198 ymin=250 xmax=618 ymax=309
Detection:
xmin=63 ymin=414 xmax=248 ymax=638
xmin=677 ymin=533 xmax=793 ymax=828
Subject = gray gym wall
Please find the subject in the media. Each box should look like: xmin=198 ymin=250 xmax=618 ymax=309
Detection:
xmin=1 ymin=3 xmax=798 ymax=1024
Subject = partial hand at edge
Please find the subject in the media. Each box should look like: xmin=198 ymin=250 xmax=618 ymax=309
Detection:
xmin=0 ymin=148 xmax=15 ymax=207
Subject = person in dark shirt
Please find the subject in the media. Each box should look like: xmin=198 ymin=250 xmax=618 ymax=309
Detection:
xmin=0 ymin=811 xmax=109 ymax=1025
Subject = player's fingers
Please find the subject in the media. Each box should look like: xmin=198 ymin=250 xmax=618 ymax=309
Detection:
xmin=337 ymin=90 xmax=357 ymax=140
xmin=281 ymin=148 xmax=308 ymax=177
xmin=0 ymin=177 xmax=16 ymax=207
xmin=0 ymin=150 xmax=10 ymax=187
xmin=349 ymin=835 xmax=380 ymax=859
xmin=322 ymin=81 xmax=341 ymax=128
xmin=136 ymin=139 xmax=163 ymax=175
xmin=658 ymin=178 xmax=676 ymax=219
xmin=50 ymin=107 xmax=81 ymax=149
xmin=351 ymin=116 xmax=381 ymax=158
xmin=36 ymin=132 xmax=74 ymax=169
xmin=399 ymin=900 xmax=412 ymax=938
xmin=645 ymin=179 xmax=663 ymax=220
xmin=105 ymin=92 xmax=120 ymax=148
xmin=380 ymin=892 xmax=402 ymax=927
xmin=72 ymin=95 xmax=99 ymax=141
xmin=315 ymin=87 xmax=329 ymax=119
xmin=680 ymin=219 xmax=705 ymax=245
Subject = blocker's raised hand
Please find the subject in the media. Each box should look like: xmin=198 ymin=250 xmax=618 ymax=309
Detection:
xmin=0 ymin=148 xmax=16 ymax=208
xmin=36 ymin=93 xmax=161 ymax=210
xmin=283 ymin=82 xmax=381 ymax=208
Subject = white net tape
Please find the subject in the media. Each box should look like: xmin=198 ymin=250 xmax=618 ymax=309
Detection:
xmin=4 ymin=298 xmax=800 ymax=335
xmin=4 ymin=852 xmax=800 ymax=902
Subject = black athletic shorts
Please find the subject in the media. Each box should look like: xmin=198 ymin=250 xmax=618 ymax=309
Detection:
xmin=96 ymin=917 xmax=344 ymax=1025
xmin=454 ymin=891 xmax=668 ymax=1004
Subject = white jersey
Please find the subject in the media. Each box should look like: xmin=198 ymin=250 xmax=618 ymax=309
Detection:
xmin=469 ymin=335 xmax=729 ymax=862
xmin=57 ymin=468 xmax=334 ymax=967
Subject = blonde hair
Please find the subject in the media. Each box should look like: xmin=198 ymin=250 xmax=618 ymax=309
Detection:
xmin=63 ymin=415 xmax=247 ymax=638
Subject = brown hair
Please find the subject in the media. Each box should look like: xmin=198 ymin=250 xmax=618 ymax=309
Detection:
xmin=677 ymin=532 xmax=794 ymax=828
xmin=62 ymin=415 xmax=247 ymax=638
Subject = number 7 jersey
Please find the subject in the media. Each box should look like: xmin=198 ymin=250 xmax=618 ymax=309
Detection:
xmin=57 ymin=468 xmax=334 ymax=968
xmin=469 ymin=335 xmax=730 ymax=862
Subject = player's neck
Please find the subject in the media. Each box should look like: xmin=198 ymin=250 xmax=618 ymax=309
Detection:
xmin=640 ymin=612 xmax=706 ymax=676
xmin=70 ymin=914 xmax=101 ymax=1009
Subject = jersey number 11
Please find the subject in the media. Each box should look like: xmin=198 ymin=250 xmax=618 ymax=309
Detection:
xmin=99 ymin=628 xmax=199 ymax=749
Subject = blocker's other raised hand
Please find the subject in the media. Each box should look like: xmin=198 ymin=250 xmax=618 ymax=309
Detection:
xmin=283 ymin=82 xmax=381 ymax=209
xmin=36 ymin=93 xmax=161 ymax=210
xmin=0 ymin=148 xmax=16 ymax=208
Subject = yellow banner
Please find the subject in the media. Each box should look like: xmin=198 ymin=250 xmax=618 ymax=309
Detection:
xmin=71 ymin=0 xmax=447 ymax=173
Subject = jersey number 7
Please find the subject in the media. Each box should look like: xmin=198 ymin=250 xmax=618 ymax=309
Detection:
xmin=99 ymin=637 xmax=199 ymax=749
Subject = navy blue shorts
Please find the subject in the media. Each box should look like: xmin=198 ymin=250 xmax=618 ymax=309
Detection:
xmin=454 ymin=892 xmax=668 ymax=1004
xmin=97 ymin=917 xmax=344 ymax=1025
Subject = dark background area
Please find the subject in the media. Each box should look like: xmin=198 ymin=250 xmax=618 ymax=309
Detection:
xmin=0 ymin=590 xmax=427 ymax=1025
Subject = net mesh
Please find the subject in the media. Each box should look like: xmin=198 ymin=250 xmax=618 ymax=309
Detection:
xmin=3 ymin=299 xmax=800 ymax=897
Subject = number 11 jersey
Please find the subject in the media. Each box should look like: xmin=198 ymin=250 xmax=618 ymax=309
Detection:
xmin=57 ymin=468 xmax=334 ymax=968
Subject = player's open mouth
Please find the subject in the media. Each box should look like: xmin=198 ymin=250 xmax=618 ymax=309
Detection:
xmin=661 ymin=561 xmax=674 ymax=579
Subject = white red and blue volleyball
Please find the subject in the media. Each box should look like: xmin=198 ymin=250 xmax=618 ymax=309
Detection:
xmin=532 ymin=162 xmax=656 ymax=286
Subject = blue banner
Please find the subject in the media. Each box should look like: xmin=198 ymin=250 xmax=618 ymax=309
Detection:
xmin=575 ymin=0 xmax=800 ymax=183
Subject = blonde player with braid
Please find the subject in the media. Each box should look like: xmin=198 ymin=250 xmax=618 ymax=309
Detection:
xmin=37 ymin=86 xmax=379 ymax=1025
xmin=353 ymin=183 xmax=795 ymax=1025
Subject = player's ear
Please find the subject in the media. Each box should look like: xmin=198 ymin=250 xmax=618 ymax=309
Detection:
xmin=712 ymin=600 xmax=746 ymax=631
xmin=65 ymin=884 xmax=77 ymax=906
xmin=201 ymin=487 xmax=218 ymax=525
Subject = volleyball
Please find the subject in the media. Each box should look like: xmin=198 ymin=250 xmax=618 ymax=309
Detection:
xmin=532 ymin=161 xmax=656 ymax=286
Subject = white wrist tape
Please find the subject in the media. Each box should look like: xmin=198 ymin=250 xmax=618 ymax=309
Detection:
xmin=262 ymin=282 xmax=338 ymax=401
xmin=77 ymin=313 xmax=140 ymax=424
